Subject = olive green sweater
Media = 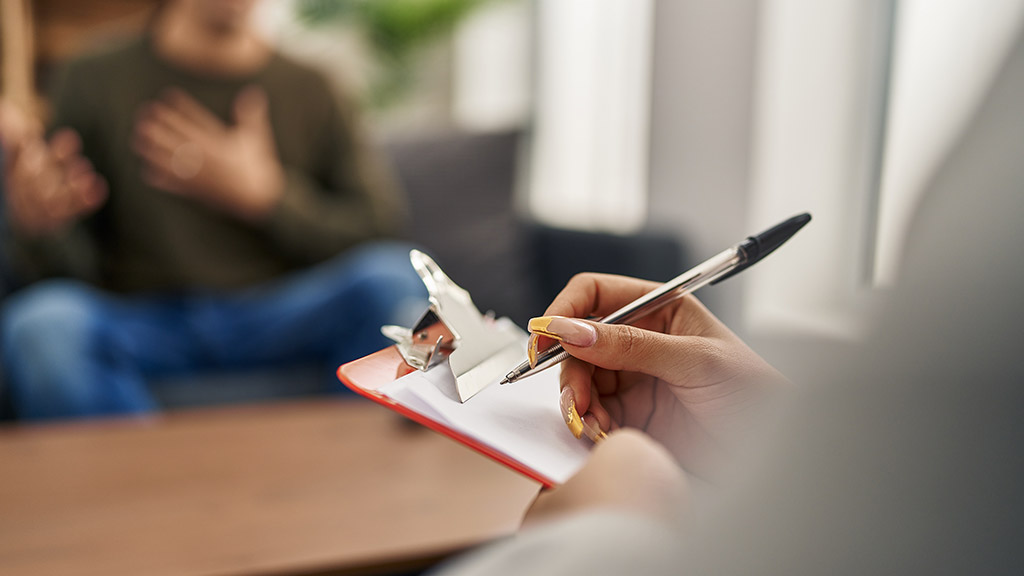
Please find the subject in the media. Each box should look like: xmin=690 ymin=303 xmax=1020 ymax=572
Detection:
xmin=17 ymin=37 xmax=404 ymax=293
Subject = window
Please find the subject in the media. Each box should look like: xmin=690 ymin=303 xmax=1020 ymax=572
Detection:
xmin=745 ymin=0 xmax=894 ymax=339
xmin=746 ymin=0 xmax=1024 ymax=339
xmin=873 ymin=0 xmax=1024 ymax=285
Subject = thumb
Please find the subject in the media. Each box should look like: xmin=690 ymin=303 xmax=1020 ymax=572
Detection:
xmin=528 ymin=316 xmax=701 ymax=382
xmin=233 ymin=86 xmax=270 ymax=132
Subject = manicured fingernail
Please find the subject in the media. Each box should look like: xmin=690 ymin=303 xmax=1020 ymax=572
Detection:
xmin=528 ymin=316 xmax=597 ymax=347
xmin=560 ymin=387 xmax=584 ymax=439
xmin=527 ymin=333 xmax=540 ymax=368
xmin=581 ymin=413 xmax=608 ymax=443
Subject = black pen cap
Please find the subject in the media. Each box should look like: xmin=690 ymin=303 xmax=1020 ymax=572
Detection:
xmin=711 ymin=212 xmax=812 ymax=285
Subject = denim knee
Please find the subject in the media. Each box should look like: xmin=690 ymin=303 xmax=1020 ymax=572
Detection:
xmin=349 ymin=243 xmax=427 ymax=318
xmin=331 ymin=242 xmax=422 ymax=282
xmin=319 ymin=243 xmax=426 ymax=318
xmin=1 ymin=281 xmax=99 ymax=381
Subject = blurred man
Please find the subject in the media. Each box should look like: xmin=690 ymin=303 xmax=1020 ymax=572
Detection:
xmin=0 ymin=0 xmax=424 ymax=420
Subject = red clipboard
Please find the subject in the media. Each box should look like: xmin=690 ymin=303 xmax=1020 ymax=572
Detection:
xmin=338 ymin=346 xmax=557 ymax=488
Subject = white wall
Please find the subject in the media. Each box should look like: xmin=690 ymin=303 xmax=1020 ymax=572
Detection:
xmin=645 ymin=0 xmax=759 ymax=327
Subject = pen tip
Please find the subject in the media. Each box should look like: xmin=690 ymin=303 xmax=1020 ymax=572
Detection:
xmin=499 ymin=377 xmax=510 ymax=385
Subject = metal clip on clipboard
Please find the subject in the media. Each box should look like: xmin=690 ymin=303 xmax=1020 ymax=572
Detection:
xmin=380 ymin=250 xmax=524 ymax=403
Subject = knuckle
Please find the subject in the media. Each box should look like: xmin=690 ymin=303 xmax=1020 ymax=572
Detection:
xmin=615 ymin=325 xmax=650 ymax=358
xmin=565 ymin=272 xmax=598 ymax=292
xmin=550 ymin=273 xmax=601 ymax=317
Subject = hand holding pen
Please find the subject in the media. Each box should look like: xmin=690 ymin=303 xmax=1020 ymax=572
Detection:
xmin=507 ymin=214 xmax=810 ymax=477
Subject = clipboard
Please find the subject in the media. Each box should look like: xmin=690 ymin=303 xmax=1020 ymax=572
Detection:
xmin=337 ymin=347 xmax=562 ymax=488
xmin=336 ymin=250 xmax=590 ymax=489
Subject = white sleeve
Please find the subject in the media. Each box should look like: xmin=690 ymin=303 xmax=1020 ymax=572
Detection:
xmin=432 ymin=510 xmax=682 ymax=576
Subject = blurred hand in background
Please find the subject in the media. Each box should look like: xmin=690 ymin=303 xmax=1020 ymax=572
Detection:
xmin=1 ymin=100 xmax=107 ymax=237
xmin=132 ymin=86 xmax=284 ymax=222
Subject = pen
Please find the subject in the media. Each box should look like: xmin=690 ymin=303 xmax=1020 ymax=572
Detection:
xmin=500 ymin=213 xmax=812 ymax=385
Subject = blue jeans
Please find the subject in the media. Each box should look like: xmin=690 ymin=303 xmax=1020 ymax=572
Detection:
xmin=1 ymin=243 xmax=427 ymax=420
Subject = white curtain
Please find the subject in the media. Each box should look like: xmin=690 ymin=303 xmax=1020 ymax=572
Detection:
xmin=527 ymin=0 xmax=654 ymax=233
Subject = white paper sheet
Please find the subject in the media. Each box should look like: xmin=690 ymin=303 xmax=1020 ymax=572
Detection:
xmin=379 ymin=360 xmax=592 ymax=484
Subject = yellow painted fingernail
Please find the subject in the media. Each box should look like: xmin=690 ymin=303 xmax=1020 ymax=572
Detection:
xmin=527 ymin=333 xmax=541 ymax=368
xmin=581 ymin=413 xmax=608 ymax=443
xmin=560 ymin=387 xmax=584 ymax=439
xmin=528 ymin=316 xmax=558 ymax=338
xmin=528 ymin=316 xmax=597 ymax=347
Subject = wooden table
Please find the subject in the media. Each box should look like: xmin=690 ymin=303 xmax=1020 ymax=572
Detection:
xmin=0 ymin=400 xmax=541 ymax=576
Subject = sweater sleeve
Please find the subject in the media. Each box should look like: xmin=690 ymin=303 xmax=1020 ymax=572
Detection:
xmin=431 ymin=510 xmax=682 ymax=576
xmin=263 ymin=79 xmax=407 ymax=265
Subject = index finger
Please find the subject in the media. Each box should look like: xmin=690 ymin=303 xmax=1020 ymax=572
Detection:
xmin=544 ymin=273 xmax=662 ymax=319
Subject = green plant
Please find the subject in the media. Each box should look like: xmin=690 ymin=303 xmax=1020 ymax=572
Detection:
xmin=297 ymin=0 xmax=494 ymax=105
